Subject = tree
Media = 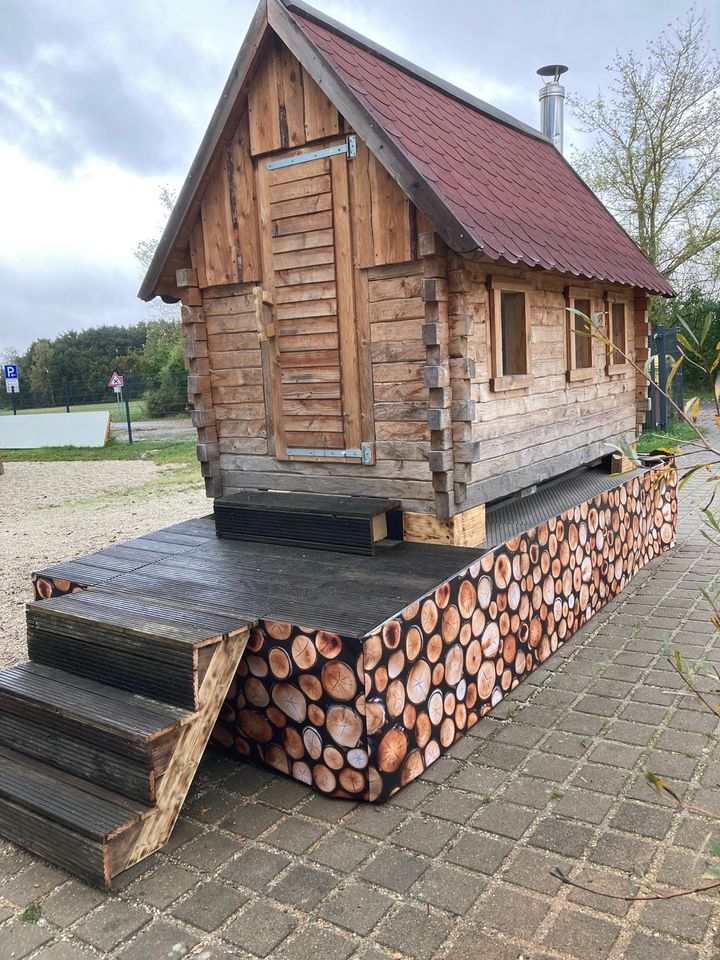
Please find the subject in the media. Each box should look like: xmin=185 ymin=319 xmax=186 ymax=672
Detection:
xmin=571 ymin=7 xmax=720 ymax=294
xmin=28 ymin=340 xmax=55 ymax=406
xmin=133 ymin=186 xmax=177 ymax=271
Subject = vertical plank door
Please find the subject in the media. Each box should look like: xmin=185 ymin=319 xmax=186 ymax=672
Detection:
xmin=256 ymin=142 xmax=363 ymax=461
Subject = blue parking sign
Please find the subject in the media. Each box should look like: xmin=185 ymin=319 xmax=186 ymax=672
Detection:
xmin=3 ymin=364 xmax=17 ymax=381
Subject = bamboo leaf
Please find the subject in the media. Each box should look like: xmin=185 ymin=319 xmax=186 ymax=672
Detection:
xmin=666 ymin=354 xmax=684 ymax=390
xmin=679 ymin=317 xmax=699 ymax=345
xmin=677 ymin=331 xmax=702 ymax=357
xmin=684 ymin=396 xmax=700 ymax=422
xmin=701 ymin=312 xmax=712 ymax=345
xmin=701 ymin=509 xmax=720 ymax=533
xmin=678 ymin=464 xmax=703 ymax=488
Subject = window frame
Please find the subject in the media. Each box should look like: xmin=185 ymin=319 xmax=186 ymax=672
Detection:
xmin=565 ymin=286 xmax=596 ymax=382
xmin=487 ymin=276 xmax=533 ymax=393
xmin=604 ymin=292 xmax=631 ymax=375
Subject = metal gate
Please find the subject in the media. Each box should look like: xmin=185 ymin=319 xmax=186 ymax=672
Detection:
xmin=647 ymin=324 xmax=683 ymax=431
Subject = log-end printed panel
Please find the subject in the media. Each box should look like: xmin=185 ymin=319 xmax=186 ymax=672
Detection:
xmin=362 ymin=467 xmax=677 ymax=800
xmin=32 ymin=574 xmax=86 ymax=601
xmin=212 ymin=621 xmax=370 ymax=798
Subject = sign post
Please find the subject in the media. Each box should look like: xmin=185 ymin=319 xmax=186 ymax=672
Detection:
xmin=108 ymin=371 xmax=132 ymax=444
xmin=3 ymin=364 xmax=19 ymax=415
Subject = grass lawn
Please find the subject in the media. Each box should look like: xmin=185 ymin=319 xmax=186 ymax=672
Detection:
xmin=636 ymin=419 xmax=701 ymax=454
xmin=1 ymin=437 xmax=197 ymax=467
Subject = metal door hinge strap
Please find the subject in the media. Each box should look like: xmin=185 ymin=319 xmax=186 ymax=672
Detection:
xmin=267 ymin=135 xmax=357 ymax=170
xmin=286 ymin=441 xmax=372 ymax=464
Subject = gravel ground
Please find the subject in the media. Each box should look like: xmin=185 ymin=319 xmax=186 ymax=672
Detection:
xmin=110 ymin=418 xmax=196 ymax=440
xmin=0 ymin=460 xmax=208 ymax=669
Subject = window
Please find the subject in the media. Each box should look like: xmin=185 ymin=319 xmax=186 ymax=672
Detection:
xmin=500 ymin=291 xmax=528 ymax=375
xmin=565 ymin=288 xmax=595 ymax=381
xmin=572 ymin=298 xmax=593 ymax=368
xmin=488 ymin=278 xmax=532 ymax=391
xmin=609 ymin=301 xmax=626 ymax=367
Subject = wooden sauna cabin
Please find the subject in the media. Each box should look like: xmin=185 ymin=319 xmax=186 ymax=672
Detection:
xmin=0 ymin=0 xmax=679 ymax=889
xmin=139 ymin=0 xmax=674 ymax=543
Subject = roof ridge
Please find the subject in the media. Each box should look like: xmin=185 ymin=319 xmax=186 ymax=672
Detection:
xmin=280 ymin=0 xmax=550 ymax=146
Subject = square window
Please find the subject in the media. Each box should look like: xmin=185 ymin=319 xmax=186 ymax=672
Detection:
xmin=500 ymin=291 xmax=528 ymax=376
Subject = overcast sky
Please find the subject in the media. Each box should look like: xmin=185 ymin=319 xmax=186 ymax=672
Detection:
xmin=1 ymin=0 xmax=717 ymax=355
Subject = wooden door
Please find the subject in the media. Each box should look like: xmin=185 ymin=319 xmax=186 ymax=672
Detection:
xmin=256 ymin=141 xmax=364 ymax=461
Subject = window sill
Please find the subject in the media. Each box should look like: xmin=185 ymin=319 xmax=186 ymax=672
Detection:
xmin=566 ymin=367 xmax=594 ymax=383
xmin=490 ymin=374 xmax=533 ymax=393
xmin=606 ymin=363 xmax=631 ymax=376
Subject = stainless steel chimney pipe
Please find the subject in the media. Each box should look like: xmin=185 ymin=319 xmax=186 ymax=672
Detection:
xmin=537 ymin=64 xmax=568 ymax=153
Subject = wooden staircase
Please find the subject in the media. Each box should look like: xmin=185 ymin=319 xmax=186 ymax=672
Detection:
xmin=0 ymin=591 xmax=249 ymax=887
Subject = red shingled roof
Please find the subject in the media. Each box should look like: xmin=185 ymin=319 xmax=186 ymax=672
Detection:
xmin=289 ymin=9 xmax=674 ymax=296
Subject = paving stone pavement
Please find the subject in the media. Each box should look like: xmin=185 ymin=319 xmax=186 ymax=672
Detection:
xmin=1 ymin=458 xmax=720 ymax=959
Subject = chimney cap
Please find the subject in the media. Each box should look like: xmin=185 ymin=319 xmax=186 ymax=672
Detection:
xmin=537 ymin=64 xmax=568 ymax=83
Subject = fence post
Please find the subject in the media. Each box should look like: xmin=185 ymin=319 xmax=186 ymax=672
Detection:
xmin=124 ymin=376 xmax=133 ymax=444
xmin=63 ymin=380 xmax=70 ymax=414
xmin=657 ymin=325 xmax=667 ymax=430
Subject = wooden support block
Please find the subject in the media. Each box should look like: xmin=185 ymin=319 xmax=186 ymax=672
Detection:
xmin=204 ymin=476 xmax=223 ymax=498
xmin=183 ymin=338 xmax=208 ymax=359
xmin=197 ymin=443 xmax=220 ymax=464
xmin=427 ymin=407 xmax=451 ymax=431
xmin=451 ymin=357 xmax=476 ymax=379
xmin=187 ymin=375 xmax=211 ymax=396
xmin=452 ymin=400 xmax=476 ymax=422
xmin=422 ymin=256 xmax=448 ymax=279
xmin=403 ymin=502 xmax=486 ymax=547
xmin=187 ymin=357 xmax=210 ymax=376
xmin=428 ymin=448 xmax=453 ymax=472
xmin=422 ymin=323 xmax=444 ymax=346
xmin=610 ymin=450 xmax=637 ymax=474
xmin=176 ymin=268 xmax=199 ymax=288
xmin=454 ymin=440 xmax=480 ymax=463
xmin=450 ymin=316 xmax=474 ymax=337
xmin=182 ymin=287 xmax=203 ymax=307
xmin=428 ymin=387 xmax=452 ymax=408
xmin=421 ymin=278 xmax=448 ymax=303
xmin=430 ymin=429 xmax=453 ymax=451
xmin=424 ymin=365 xmax=450 ymax=389
xmin=418 ymin=232 xmax=446 ymax=258
xmin=431 ymin=472 xmax=453 ymax=493
xmin=180 ymin=305 xmax=206 ymax=326
xmin=190 ymin=409 xmax=216 ymax=429
xmin=197 ymin=426 xmax=218 ymax=445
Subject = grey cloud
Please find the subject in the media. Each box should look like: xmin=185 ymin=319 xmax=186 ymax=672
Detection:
xmin=0 ymin=0 xmax=242 ymax=175
xmin=0 ymin=261 xmax=150 ymax=352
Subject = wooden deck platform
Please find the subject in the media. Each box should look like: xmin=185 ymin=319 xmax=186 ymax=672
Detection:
xmin=0 ymin=465 xmax=677 ymax=885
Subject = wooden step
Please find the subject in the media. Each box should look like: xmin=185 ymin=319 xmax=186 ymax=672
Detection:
xmin=0 ymin=628 xmax=249 ymax=888
xmin=0 ymin=745 xmax=149 ymax=887
xmin=214 ymin=490 xmax=401 ymax=555
xmin=26 ymin=591 xmax=248 ymax=709
xmin=0 ymin=711 xmax=161 ymax=804
xmin=0 ymin=663 xmax=190 ymax=763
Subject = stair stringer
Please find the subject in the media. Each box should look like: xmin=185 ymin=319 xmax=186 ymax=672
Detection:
xmin=107 ymin=627 xmax=250 ymax=882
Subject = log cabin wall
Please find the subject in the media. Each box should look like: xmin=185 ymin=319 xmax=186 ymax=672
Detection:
xmin=457 ymin=257 xmax=642 ymax=510
xmin=178 ymin=35 xmax=438 ymax=510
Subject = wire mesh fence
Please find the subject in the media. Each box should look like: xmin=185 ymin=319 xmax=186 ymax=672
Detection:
xmin=0 ymin=372 xmax=190 ymax=423
xmin=646 ymin=324 xmax=684 ymax=431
